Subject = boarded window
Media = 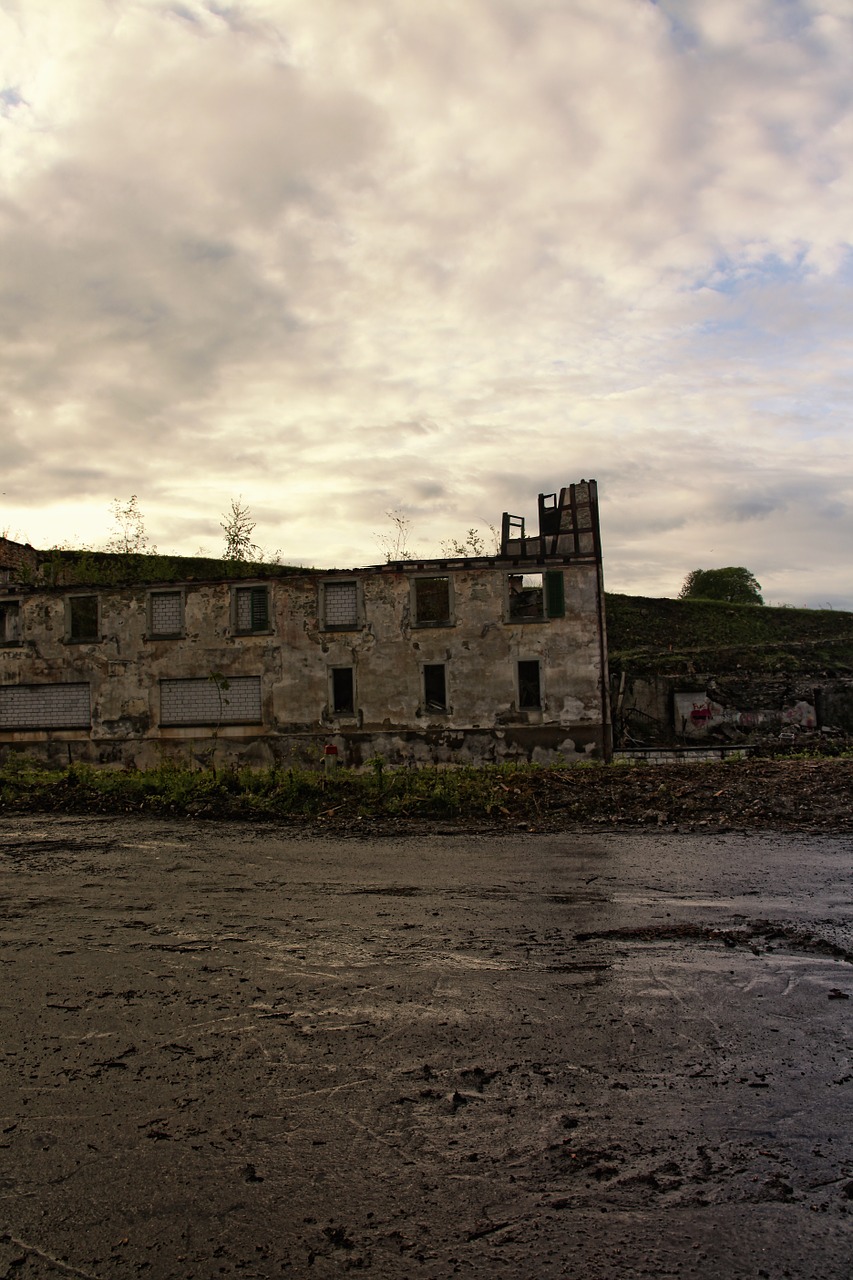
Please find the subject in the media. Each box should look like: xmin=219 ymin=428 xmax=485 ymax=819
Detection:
xmin=149 ymin=591 xmax=183 ymax=636
xmin=413 ymin=577 xmax=451 ymax=625
xmin=331 ymin=667 xmax=354 ymax=715
xmin=0 ymin=683 xmax=91 ymax=729
xmin=0 ymin=601 xmax=21 ymax=645
xmin=323 ymin=581 xmax=359 ymax=630
xmin=68 ymin=596 xmax=99 ymax=642
xmin=159 ymin=676 xmax=262 ymax=726
xmin=423 ymin=664 xmax=447 ymax=711
xmin=518 ymin=661 xmax=541 ymax=709
xmin=234 ymin=586 xmax=270 ymax=634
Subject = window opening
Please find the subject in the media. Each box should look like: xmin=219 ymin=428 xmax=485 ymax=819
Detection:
xmin=509 ymin=573 xmax=544 ymax=620
xmin=0 ymin=601 xmax=21 ymax=645
xmin=331 ymin=667 xmax=355 ymax=716
xmin=423 ymin=664 xmax=447 ymax=711
xmin=235 ymin=586 xmax=270 ymax=634
xmin=414 ymin=576 xmax=451 ymax=625
xmin=508 ymin=570 xmax=565 ymax=620
xmin=68 ymin=596 xmax=99 ymax=642
xmin=518 ymin=660 xmax=541 ymax=709
xmin=539 ymin=493 xmax=560 ymax=536
xmin=323 ymin=581 xmax=358 ymax=629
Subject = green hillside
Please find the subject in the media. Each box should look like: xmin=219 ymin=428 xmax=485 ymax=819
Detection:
xmin=605 ymin=594 xmax=853 ymax=676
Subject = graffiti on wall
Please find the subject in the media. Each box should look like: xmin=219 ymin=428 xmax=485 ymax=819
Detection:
xmin=675 ymin=691 xmax=816 ymax=738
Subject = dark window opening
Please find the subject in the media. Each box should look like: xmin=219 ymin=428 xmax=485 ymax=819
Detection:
xmin=331 ymin=667 xmax=354 ymax=715
xmin=508 ymin=570 xmax=565 ymax=620
xmin=423 ymin=664 xmax=447 ymax=711
xmin=540 ymin=495 xmax=560 ymax=536
xmin=0 ymin=601 xmax=21 ymax=645
xmin=69 ymin=595 xmax=99 ymax=642
xmin=414 ymin=577 xmax=451 ymax=625
xmin=235 ymin=586 xmax=270 ymax=634
xmin=509 ymin=573 xmax=544 ymax=619
xmin=518 ymin=660 xmax=541 ymax=709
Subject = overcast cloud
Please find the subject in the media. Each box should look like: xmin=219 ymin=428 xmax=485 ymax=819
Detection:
xmin=1 ymin=0 xmax=852 ymax=606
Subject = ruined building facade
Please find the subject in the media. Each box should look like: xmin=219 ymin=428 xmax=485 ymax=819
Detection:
xmin=0 ymin=482 xmax=610 ymax=770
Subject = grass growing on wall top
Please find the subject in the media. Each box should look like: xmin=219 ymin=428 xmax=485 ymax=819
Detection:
xmin=27 ymin=550 xmax=312 ymax=588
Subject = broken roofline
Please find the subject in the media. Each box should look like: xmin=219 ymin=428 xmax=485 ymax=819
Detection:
xmin=0 ymin=481 xmax=601 ymax=588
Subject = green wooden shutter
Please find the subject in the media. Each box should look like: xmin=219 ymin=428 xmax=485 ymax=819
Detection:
xmin=545 ymin=571 xmax=565 ymax=618
xmin=250 ymin=587 xmax=269 ymax=631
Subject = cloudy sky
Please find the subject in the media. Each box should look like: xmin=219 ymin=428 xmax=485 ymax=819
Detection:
xmin=2 ymin=0 xmax=852 ymax=606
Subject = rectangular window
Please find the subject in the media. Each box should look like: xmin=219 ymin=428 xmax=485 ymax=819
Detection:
xmin=331 ymin=667 xmax=355 ymax=716
xmin=509 ymin=573 xmax=543 ymax=619
xmin=67 ymin=595 xmax=99 ymax=642
xmin=413 ymin=576 xmax=452 ymax=626
xmin=0 ymin=601 xmax=21 ymax=645
xmin=322 ymin=580 xmax=359 ymax=630
xmin=423 ymin=663 xmax=447 ymax=712
xmin=148 ymin=590 xmax=184 ymax=637
xmin=518 ymin=660 xmax=542 ymax=710
xmin=508 ymin=571 xmax=565 ymax=621
xmin=234 ymin=586 xmax=270 ymax=634
xmin=0 ymin=683 xmax=91 ymax=729
xmin=159 ymin=676 xmax=262 ymax=726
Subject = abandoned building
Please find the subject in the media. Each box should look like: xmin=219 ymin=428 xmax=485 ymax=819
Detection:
xmin=0 ymin=481 xmax=611 ymax=770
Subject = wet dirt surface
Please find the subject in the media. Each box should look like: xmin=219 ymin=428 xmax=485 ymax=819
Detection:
xmin=0 ymin=816 xmax=851 ymax=1278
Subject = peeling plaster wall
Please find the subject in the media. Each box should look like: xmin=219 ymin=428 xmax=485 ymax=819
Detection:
xmin=0 ymin=559 xmax=610 ymax=769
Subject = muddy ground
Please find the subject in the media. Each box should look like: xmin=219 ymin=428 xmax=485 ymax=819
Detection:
xmin=0 ymin=816 xmax=851 ymax=1279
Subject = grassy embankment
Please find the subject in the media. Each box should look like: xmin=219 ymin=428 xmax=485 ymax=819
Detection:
xmin=605 ymin=593 xmax=853 ymax=675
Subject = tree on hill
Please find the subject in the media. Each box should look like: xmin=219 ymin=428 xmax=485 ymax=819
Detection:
xmin=679 ymin=567 xmax=764 ymax=605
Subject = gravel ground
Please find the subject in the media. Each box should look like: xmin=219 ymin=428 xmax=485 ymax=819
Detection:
xmin=0 ymin=815 xmax=851 ymax=1279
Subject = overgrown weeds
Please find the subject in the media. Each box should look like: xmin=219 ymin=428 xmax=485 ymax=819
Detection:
xmin=3 ymin=754 xmax=853 ymax=831
xmin=0 ymin=757 xmax=548 ymax=823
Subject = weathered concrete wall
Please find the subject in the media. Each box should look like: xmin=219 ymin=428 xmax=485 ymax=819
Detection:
xmin=0 ymin=558 xmax=610 ymax=769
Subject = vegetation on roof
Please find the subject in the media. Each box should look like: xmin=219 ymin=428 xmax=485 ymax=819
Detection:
xmin=25 ymin=549 xmax=312 ymax=588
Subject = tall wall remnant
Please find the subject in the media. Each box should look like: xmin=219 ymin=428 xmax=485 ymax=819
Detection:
xmin=0 ymin=481 xmax=610 ymax=770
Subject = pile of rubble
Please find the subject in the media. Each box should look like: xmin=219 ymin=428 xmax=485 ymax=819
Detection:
xmin=513 ymin=757 xmax=853 ymax=832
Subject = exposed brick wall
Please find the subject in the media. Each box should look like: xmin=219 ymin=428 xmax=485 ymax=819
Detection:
xmin=0 ymin=683 xmax=91 ymax=728
xmin=324 ymin=581 xmax=358 ymax=628
xmin=159 ymin=677 xmax=262 ymax=726
xmin=150 ymin=591 xmax=183 ymax=635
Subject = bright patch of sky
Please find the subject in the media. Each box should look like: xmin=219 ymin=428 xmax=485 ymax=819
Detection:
xmin=1 ymin=0 xmax=852 ymax=607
